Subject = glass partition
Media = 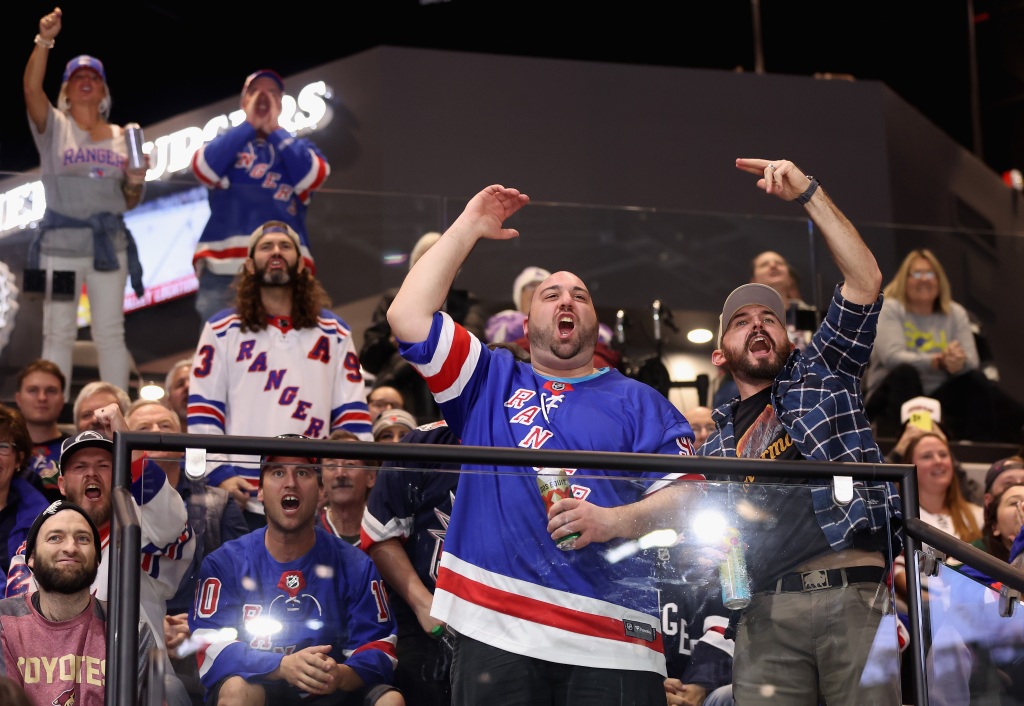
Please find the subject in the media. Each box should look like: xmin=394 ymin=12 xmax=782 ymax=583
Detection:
xmin=113 ymin=434 xmax=911 ymax=705
xmin=919 ymin=561 xmax=1024 ymax=705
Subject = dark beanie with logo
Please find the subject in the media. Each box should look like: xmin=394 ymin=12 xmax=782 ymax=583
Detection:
xmin=24 ymin=500 xmax=102 ymax=562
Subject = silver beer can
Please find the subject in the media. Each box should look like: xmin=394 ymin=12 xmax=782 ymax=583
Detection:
xmin=125 ymin=122 xmax=145 ymax=170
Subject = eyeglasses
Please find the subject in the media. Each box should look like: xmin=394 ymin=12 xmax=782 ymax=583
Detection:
xmin=908 ymin=271 xmax=937 ymax=280
xmin=691 ymin=424 xmax=717 ymax=434
xmin=0 ymin=442 xmax=17 ymax=456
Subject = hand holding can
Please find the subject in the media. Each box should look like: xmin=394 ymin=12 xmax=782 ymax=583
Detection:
xmin=537 ymin=468 xmax=581 ymax=551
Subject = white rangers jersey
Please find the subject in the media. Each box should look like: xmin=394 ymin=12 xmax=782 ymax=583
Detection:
xmin=188 ymin=309 xmax=373 ymax=510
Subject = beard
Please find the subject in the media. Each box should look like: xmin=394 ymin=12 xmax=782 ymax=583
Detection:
xmin=65 ymin=487 xmax=112 ymax=530
xmin=722 ymin=333 xmax=792 ymax=383
xmin=33 ymin=554 xmax=99 ymax=594
xmin=258 ymin=260 xmax=298 ymax=287
xmin=529 ymin=319 xmax=599 ymax=363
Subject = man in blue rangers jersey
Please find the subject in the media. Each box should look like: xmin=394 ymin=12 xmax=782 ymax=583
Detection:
xmin=190 ymin=68 xmax=330 ymax=325
xmin=189 ymin=438 xmax=400 ymax=705
xmin=386 ymin=184 xmax=702 ymax=705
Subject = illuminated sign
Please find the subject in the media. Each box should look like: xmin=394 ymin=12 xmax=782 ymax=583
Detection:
xmin=0 ymin=80 xmax=332 ymax=235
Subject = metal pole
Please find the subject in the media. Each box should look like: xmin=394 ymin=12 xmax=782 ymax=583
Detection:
xmin=966 ymin=0 xmax=983 ymax=158
xmin=115 ymin=494 xmax=141 ymax=705
xmin=900 ymin=466 xmax=930 ymax=706
xmin=751 ymin=0 xmax=765 ymax=74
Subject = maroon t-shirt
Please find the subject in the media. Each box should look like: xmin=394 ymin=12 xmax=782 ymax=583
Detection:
xmin=0 ymin=592 xmax=109 ymax=705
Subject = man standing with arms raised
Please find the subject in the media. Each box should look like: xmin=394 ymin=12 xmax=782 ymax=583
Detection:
xmin=387 ymin=184 xmax=699 ymax=705
xmin=700 ymin=158 xmax=903 ymax=705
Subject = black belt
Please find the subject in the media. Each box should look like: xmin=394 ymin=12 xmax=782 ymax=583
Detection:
xmin=765 ymin=566 xmax=887 ymax=594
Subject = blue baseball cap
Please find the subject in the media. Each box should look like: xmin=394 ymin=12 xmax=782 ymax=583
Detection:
xmin=242 ymin=69 xmax=285 ymax=93
xmin=63 ymin=55 xmax=106 ymax=83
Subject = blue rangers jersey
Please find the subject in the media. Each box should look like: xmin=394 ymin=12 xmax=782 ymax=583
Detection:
xmin=397 ymin=312 xmax=699 ymax=675
xmin=188 ymin=310 xmax=373 ymax=502
xmin=360 ymin=420 xmax=460 ymax=632
xmin=190 ymin=526 xmax=397 ymax=694
xmin=655 ymin=544 xmax=734 ymax=692
xmin=191 ymin=122 xmax=329 ymax=277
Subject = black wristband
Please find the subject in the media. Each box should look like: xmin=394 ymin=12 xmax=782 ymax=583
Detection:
xmin=795 ymin=176 xmax=819 ymax=205
xmin=364 ymin=684 xmax=403 ymax=706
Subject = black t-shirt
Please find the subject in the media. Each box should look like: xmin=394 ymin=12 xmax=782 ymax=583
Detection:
xmin=724 ymin=388 xmax=831 ymax=589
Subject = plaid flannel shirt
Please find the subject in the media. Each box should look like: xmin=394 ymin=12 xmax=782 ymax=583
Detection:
xmin=700 ymin=284 xmax=903 ymax=557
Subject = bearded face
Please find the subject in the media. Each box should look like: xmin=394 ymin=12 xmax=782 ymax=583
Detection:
xmin=257 ymin=258 xmax=299 ymax=287
xmin=718 ymin=306 xmax=793 ymax=384
xmin=250 ymin=232 xmax=301 ymax=288
xmin=33 ymin=549 xmax=99 ymax=594
xmin=528 ymin=316 xmax=599 ymax=364
xmin=29 ymin=512 xmax=101 ymax=596
xmin=721 ymin=334 xmax=791 ymax=381
xmin=524 ymin=272 xmax=600 ymax=371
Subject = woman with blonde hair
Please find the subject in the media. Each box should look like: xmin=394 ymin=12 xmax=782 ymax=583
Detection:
xmin=864 ymin=248 xmax=1024 ymax=442
xmin=24 ymin=7 xmax=147 ymax=399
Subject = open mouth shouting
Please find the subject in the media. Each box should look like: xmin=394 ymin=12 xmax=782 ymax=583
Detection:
xmin=84 ymin=482 xmax=103 ymax=502
xmin=557 ymin=315 xmax=576 ymax=339
xmin=747 ymin=332 xmax=773 ymax=357
xmin=280 ymin=494 xmax=301 ymax=513
xmin=255 ymin=92 xmax=271 ymax=116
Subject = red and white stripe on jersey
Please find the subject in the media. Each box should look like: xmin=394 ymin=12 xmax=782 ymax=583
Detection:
xmin=433 ymin=553 xmax=667 ymax=675
xmin=293 ymin=150 xmax=330 ymax=203
xmin=413 ymin=313 xmax=482 ymax=404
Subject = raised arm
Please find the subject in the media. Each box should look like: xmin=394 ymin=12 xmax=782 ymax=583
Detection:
xmin=736 ymin=158 xmax=882 ymax=305
xmin=387 ymin=185 xmax=529 ymax=343
xmin=25 ymin=7 xmax=62 ymax=134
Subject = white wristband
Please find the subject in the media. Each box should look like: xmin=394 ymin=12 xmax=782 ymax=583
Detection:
xmin=34 ymin=34 xmax=55 ymax=49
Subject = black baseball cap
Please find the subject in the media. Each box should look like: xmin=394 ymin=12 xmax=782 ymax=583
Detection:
xmin=59 ymin=431 xmax=113 ymax=473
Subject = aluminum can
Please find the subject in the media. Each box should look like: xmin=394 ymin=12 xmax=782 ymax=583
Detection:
xmin=536 ymin=468 xmax=580 ymax=551
xmin=719 ymin=527 xmax=751 ymax=610
xmin=125 ymin=122 xmax=145 ymax=170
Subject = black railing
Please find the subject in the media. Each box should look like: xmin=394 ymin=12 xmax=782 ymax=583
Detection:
xmin=107 ymin=431 xmax=1024 ymax=705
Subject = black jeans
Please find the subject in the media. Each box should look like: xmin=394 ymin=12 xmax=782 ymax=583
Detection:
xmin=450 ymin=632 xmax=664 ymax=706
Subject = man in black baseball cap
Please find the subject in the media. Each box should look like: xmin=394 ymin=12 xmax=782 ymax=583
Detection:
xmin=24 ymin=499 xmax=101 ymax=573
xmin=56 ymin=430 xmax=114 ymax=526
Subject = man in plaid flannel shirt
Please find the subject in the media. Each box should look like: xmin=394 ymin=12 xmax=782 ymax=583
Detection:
xmin=697 ymin=158 xmax=904 ymax=706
